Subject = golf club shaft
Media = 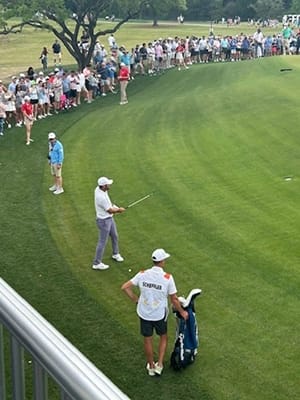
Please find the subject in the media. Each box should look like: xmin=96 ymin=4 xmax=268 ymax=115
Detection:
xmin=127 ymin=193 xmax=152 ymax=209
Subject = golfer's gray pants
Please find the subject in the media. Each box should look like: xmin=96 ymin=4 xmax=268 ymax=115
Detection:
xmin=93 ymin=217 xmax=119 ymax=265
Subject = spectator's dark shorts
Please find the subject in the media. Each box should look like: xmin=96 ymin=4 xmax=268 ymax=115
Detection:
xmin=85 ymin=79 xmax=91 ymax=91
xmin=30 ymin=99 xmax=38 ymax=105
xmin=64 ymin=90 xmax=71 ymax=99
xmin=70 ymin=89 xmax=77 ymax=98
xmin=140 ymin=317 xmax=167 ymax=337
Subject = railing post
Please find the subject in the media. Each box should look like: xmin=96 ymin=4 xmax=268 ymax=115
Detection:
xmin=0 ymin=324 xmax=6 ymax=400
xmin=10 ymin=336 xmax=25 ymax=400
xmin=33 ymin=359 xmax=48 ymax=400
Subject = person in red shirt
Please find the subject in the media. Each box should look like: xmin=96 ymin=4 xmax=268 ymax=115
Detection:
xmin=21 ymin=96 xmax=34 ymax=145
xmin=118 ymin=63 xmax=129 ymax=105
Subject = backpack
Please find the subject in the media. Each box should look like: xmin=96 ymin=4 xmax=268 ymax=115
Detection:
xmin=170 ymin=288 xmax=202 ymax=371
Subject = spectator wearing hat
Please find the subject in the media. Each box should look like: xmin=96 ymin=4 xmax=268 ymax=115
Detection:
xmin=29 ymin=81 xmax=39 ymax=120
xmin=21 ymin=96 xmax=34 ymax=145
xmin=4 ymin=90 xmax=16 ymax=128
xmin=118 ymin=63 xmax=130 ymax=105
xmin=8 ymin=76 xmax=17 ymax=93
xmin=92 ymin=177 xmax=125 ymax=270
xmin=52 ymin=70 xmax=63 ymax=113
xmin=15 ymin=83 xmax=25 ymax=127
xmin=121 ymin=248 xmax=188 ymax=376
xmin=48 ymin=132 xmax=64 ymax=195
xmin=0 ymin=98 xmax=6 ymax=136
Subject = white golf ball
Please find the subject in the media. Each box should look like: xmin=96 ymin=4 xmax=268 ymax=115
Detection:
xmin=128 ymin=269 xmax=132 ymax=272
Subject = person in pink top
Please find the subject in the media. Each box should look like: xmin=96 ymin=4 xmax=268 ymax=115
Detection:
xmin=21 ymin=96 xmax=34 ymax=145
xmin=118 ymin=63 xmax=130 ymax=105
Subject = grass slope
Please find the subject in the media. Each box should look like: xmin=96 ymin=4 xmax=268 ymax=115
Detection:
xmin=1 ymin=56 xmax=300 ymax=400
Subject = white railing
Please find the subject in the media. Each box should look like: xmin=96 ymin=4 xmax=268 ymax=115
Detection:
xmin=0 ymin=278 xmax=130 ymax=400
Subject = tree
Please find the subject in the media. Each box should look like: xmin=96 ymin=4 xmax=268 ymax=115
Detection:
xmin=290 ymin=0 xmax=300 ymax=12
xmin=141 ymin=0 xmax=187 ymax=26
xmin=252 ymin=0 xmax=285 ymax=19
xmin=0 ymin=0 xmax=144 ymax=69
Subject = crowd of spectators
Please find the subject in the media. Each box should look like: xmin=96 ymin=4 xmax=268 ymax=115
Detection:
xmin=0 ymin=24 xmax=299 ymax=137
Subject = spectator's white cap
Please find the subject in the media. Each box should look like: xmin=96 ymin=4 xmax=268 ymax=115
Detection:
xmin=54 ymin=67 xmax=59 ymax=72
xmin=12 ymin=76 xmax=17 ymax=80
xmin=120 ymin=62 xmax=125 ymax=67
xmin=20 ymin=73 xmax=25 ymax=78
xmin=152 ymin=249 xmax=170 ymax=262
xmin=39 ymin=71 xmax=44 ymax=75
xmin=48 ymin=132 xmax=56 ymax=139
xmin=24 ymin=95 xmax=30 ymax=101
xmin=98 ymin=177 xmax=113 ymax=186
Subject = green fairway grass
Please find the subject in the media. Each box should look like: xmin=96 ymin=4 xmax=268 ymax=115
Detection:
xmin=1 ymin=24 xmax=300 ymax=400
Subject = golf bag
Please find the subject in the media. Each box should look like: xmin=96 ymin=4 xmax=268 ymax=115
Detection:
xmin=170 ymin=288 xmax=202 ymax=371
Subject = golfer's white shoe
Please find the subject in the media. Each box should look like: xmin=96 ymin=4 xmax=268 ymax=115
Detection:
xmin=154 ymin=362 xmax=163 ymax=376
xmin=112 ymin=254 xmax=124 ymax=262
xmin=49 ymin=185 xmax=57 ymax=191
xmin=92 ymin=262 xmax=109 ymax=270
xmin=53 ymin=188 xmax=64 ymax=195
xmin=146 ymin=363 xmax=155 ymax=376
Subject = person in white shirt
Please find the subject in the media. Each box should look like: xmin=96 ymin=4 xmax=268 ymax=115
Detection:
xmin=121 ymin=248 xmax=188 ymax=376
xmin=92 ymin=177 xmax=125 ymax=270
xmin=253 ymin=28 xmax=264 ymax=57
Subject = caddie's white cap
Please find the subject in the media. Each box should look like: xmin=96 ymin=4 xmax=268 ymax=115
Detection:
xmin=98 ymin=177 xmax=113 ymax=186
xmin=152 ymin=248 xmax=170 ymax=262
xmin=48 ymin=132 xmax=56 ymax=139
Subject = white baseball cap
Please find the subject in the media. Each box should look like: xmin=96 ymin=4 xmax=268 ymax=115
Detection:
xmin=152 ymin=249 xmax=170 ymax=262
xmin=48 ymin=132 xmax=56 ymax=139
xmin=98 ymin=177 xmax=113 ymax=186
xmin=23 ymin=96 xmax=30 ymax=101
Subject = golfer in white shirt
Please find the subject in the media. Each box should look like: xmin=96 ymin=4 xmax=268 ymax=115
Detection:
xmin=92 ymin=177 xmax=125 ymax=270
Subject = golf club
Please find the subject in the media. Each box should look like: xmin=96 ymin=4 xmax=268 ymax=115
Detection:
xmin=127 ymin=193 xmax=154 ymax=209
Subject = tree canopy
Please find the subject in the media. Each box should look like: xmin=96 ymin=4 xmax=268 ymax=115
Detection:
xmin=0 ymin=0 xmax=147 ymax=69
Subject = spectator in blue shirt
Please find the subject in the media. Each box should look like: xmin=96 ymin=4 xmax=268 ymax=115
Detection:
xmin=48 ymin=132 xmax=64 ymax=195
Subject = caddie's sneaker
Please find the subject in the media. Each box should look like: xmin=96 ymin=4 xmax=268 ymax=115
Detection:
xmin=112 ymin=254 xmax=124 ymax=262
xmin=53 ymin=188 xmax=64 ymax=195
xmin=92 ymin=263 xmax=109 ymax=270
xmin=146 ymin=363 xmax=155 ymax=376
xmin=49 ymin=185 xmax=57 ymax=192
xmin=154 ymin=362 xmax=163 ymax=376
